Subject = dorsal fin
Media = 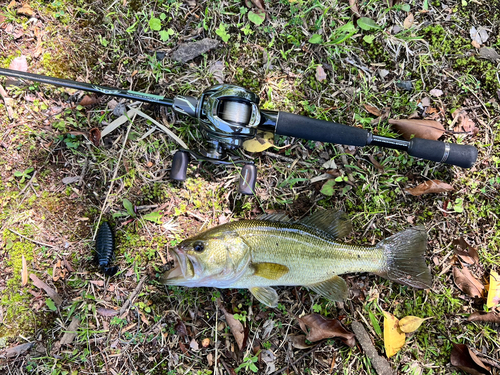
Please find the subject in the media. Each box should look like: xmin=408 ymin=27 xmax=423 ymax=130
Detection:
xmin=299 ymin=210 xmax=352 ymax=238
xmin=256 ymin=213 xmax=292 ymax=222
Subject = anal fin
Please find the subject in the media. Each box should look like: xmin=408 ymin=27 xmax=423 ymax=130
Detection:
xmin=308 ymin=276 xmax=348 ymax=302
xmin=250 ymin=287 xmax=279 ymax=307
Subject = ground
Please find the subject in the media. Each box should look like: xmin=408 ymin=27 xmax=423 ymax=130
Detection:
xmin=0 ymin=0 xmax=499 ymax=374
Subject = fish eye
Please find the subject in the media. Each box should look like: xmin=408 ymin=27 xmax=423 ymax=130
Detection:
xmin=193 ymin=242 xmax=205 ymax=253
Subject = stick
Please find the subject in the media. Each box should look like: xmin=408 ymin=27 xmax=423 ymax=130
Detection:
xmin=8 ymin=228 xmax=54 ymax=248
xmin=272 ymin=344 xmax=320 ymax=375
xmin=0 ymin=82 xmax=14 ymax=120
xmin=119 ymin=275 xmax=147 ymax=317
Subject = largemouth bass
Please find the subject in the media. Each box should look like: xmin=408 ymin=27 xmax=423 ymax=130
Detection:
xmin=161 ymin=210 xmax=432 ymax=307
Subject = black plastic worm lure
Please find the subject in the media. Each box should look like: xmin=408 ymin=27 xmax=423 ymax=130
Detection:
xmin=95 ymin=222 xmax=118 ymax=277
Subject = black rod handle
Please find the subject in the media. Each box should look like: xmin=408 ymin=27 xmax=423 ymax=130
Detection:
xmin=275 ymin=111 xmax=370 ymax=146
xmin=408 ymin=138 xmax=477 ymax=169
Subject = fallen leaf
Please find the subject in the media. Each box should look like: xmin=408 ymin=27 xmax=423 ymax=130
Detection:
xmin=7 ymin=1 xmax=17 ymax=9
xmin=479 ymin=47 xmax=500 ymax=62
xmin=288 ymin=334 xmax=314 ymax=349
xmin=202 ymin=338 xmax=210 ymax=347
xmin=207 ymin=353 xmax=213 ymax=366
xmin=17 ymin=3 xmax=34 ymax=17
xmin=9 ymin=55 xmax=28 ymax=72
xmin=89 ymin=280 xmax=104 ymax=287
xmin=471 ymin=40 xmax=481 ymax=49
xmin=421 ymin=97 xmax=431 ymax=107
xmin=470 ymin=26 xmax=489 ymax=45
xmin=363 ymin=103 xmax=382 ymax=117
xmin=453 ymin=267 xmax=484 ymax=298
xmin=486 ymin=271 xmax=500 ymax=309
xmin=368 ymin=155 xmax=384 ymax=172
xmin=383 ymin=311 xmax=405 ymax=358
xmin=30 ymin=274 xmax=63 ymax=306
xmin=452 ymin=238 xmax=479 ymax=265
xmin=403 ymin=13 xmax=414 ymax=29
xmin=97 ymin=308 xmax=119 ymax=317
xmin=78 ymin=95 xmax=99 ymax=106
xmin=316 ymin=65 xmax=327 ymax=82
xmin=89 ymin=128 xmax=101 ymax=147
xmin=298 ymin=313 xmax=355 ymax=347
xmin=348 ymin=0 xmax=360 ymax=17
xmin=405 ymin=180 xmax=454 ymax=196
xmin=250 ymin=0 xmax=265 ymax=11
xmin=467 ymin=311 xmax=500 ymax=324
xmin=208 ymin=61 xmax=224 ymax=84
xmin=242 ymin=132 xmax=275 ymax=153
xmin=62 ymin=176 xmax=80 ymax=185
xmin=175 ymin=319 xmax=188 ymax=337
xmin=429 ymin=88 xmax=443 ymax=97
xmin=190 ymin=339 xmax=199 ymax=351
xmin=453 ymin=111 xmax=477 ymax=135
xmin=388 ymin=119 xmax=445 ymax=140
xmin=451 ymin=343 xmax=491 ymax=375
xmin=398 ymin=316 xmax=431 ymax=333
xmin=21 ymin=255 xmax=28 ymax=286
xmin=59 ymin=317 xmax=80 ymax=346
xmin=0 ymin=342 xmax=34 ymax=359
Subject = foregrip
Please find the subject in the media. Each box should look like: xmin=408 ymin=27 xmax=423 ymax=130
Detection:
xmin=275 ymin=112 xmax=370 ymax=146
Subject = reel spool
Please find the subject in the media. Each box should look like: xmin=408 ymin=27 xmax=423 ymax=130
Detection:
xmin=170 ymin=85 xmax=261 ymax=195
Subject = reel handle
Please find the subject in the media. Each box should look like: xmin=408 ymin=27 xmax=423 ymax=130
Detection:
xmin=170 ymin=150 xmax=190 ymax=181
xmin=238 ymin=164 xmax=257 ymax=195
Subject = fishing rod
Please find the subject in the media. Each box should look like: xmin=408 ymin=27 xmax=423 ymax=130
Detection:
xmin=0 ymin=68 xmax=478 ymax=194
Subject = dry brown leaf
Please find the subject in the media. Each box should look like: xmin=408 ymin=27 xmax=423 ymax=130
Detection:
xmin=78 ymin=95 xmax=99 ymax=106
xmin=467 ymin=311 xmax=500 ymax=324
xmin=363 ymin=103 xmax=382 ymax=117
xmin=175 ymin=319 xmax=188 ymax=337
xmin=453 ymin=267 xmax=484 ymax=298
xmin=429 ymin=88 xmax=443 ymax=97
xmin=59 ymin=317 xmax=80 ymax=346
xmin=452 ymin=238 xmax=479 ymax=265
xmin=368 ymin=155 xmax=384 ymax=172
xmin=298 ymin=313 xmax=355 ymax=347
xmin=7 ymin=1 xmax=17 ymax=9
xmin=21 ymin=255 xmax=28 ymax=286
xmin=89 ymin=128 xmax=101 ymax=147
xmin=398 ymin=316 xmax=431 ymax=333
xmin=0 ymin=342 xmax=34 ymax=359
xmin=97 ymin=308 xmax=119 ymax=317
xmin=403 ymin=13 xmax=414 ymax=29
xmin=383 ymin=311 xmax=405 ymax=358
xmin=17 ymin=3 xmax=34 ymax=17
xmin=30 ymin=273 xmax=63 ymax=306
xmin=405 ymin=180 xmax=454 ymax=196
xmin=486 ymin=271 xmax=500 ymax=309
xmin=388 ymin=119 xmax=445 ymax=140
xmin=316 ymin=65 xmax=327 ymax=82
xmin=471 ymin=40 xmax=481 ymax=49
xmin=453 ymin=111 xmax=477 ymax=135
xmin=450 ymin=343 xmax=491 ymax=375
xmin=217 ymin=301 xmax=246 ymax=350
xmin=250 ymin=0 xmax=265 ymax=11
xmin=288 ymin=334 xmax=314 ymax=349
xmin=9 ymin=55 xmax=28 ymax=72
xmin=348 ymin=0 xmax=360 ymax=17
xmin=201 ymin=338 xmax=210 ymax=347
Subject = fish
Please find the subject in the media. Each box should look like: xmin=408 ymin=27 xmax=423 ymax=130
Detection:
xmin=160 ymin=210 xmax=432 ymax=307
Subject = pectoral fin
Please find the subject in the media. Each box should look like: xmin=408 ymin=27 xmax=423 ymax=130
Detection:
xmin=250 ymin=287 xmax=279 ymax=307
xmin=308 ymin=276 xmax=348 ymax=302
xmin=253 ymin=262 xmax=289 ymax=280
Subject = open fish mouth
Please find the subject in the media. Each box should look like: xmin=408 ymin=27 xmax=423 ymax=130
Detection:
xmin=160 ymin=249 xmax=194 ymax=284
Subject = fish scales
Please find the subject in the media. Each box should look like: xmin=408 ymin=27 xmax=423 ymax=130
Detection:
xmin=227 ymin=220 xmax=384 ymax=287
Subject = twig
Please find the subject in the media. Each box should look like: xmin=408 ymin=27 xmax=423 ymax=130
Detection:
xmin=271 ymin=344 xmax=320 ymax=375
xmin=119 ymin=275 xmax=147 ymax=317
xmin=8 ymin=228 xmax=55 ymax=248
xmin=93 ymin=110 xmax=137 ymax=240
xmin=262 ymin=151 xmax=313 ymax=166
xmin=0 ymin=82 xmax=14 ymax=120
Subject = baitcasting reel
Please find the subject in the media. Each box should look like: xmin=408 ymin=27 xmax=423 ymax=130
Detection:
xmin=0 ymin=68 xmax=479 ymax=196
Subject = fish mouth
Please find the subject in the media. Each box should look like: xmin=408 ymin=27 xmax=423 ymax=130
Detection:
xmin=160 ymin=248 xmax=194 ymax=284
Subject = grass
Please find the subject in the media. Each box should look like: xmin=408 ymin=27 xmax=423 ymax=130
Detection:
xmin=0 ymin=0 xmax=499 ymax=374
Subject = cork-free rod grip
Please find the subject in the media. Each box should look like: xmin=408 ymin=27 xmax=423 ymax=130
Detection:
xmin=408 ymin=138 xmax=477 ymax=168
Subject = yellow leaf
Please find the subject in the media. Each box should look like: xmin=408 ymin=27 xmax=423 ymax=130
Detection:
xmin=242 ymin=132 xmax=285 ymax=153
xmin=398 ymin=316 xmax=431 ymax=333
xmin=383 ymin=311 xmax=405 ymax=358
xmin=486 ymin=271 xmax=500 ymax=309
xmin=21 ymin=255 xmax=28 ymax=286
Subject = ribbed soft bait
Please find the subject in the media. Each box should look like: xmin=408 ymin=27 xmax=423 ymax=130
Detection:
xmin=95 ymin=222 xmax=118 ymax=277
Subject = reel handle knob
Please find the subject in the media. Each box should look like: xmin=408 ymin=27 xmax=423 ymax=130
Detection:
xmin=170 ymin=150 xmax=190 ymax=181
xmin=238 ymin=164 xmax=257 ymax=195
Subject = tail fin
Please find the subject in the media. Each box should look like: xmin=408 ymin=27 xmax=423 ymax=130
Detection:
xmin=376 ymin=226 xmax=432 ymax=289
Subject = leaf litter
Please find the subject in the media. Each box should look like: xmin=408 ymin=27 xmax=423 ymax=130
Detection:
xmin=450 ymin=343 xmax=491 ymax=375
xmin=388 ymin=118 xmax=445 ymax=140
xmin=405 ymin=180 xmax=454 ymax=196
xmin=298 ymin=313 xmax=355 ymax=347
xmin=452 ymin=267 xmax=484 ymax=298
